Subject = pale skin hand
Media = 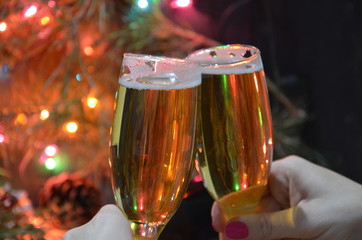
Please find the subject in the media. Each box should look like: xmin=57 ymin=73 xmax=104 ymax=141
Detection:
xmin=62 ymin=204 xmax=133 ymax=240
xmin=212 ymin=155 xmax=362 ymax=240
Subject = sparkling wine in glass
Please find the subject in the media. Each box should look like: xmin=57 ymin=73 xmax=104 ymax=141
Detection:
xmin=187 ymin=45 xmax=273 ymax=220
xmin=110 ymin=54 xmax=201 ymax=239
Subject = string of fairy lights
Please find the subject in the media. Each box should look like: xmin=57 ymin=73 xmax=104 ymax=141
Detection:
xmin=0 ymin=96 xmax=99 ymax=171
xmin=137 ymin=0 xmax=192 ymax=9
xmin=0 ymin=0 xmax=195 ymax=174
xmin=0 ymin=0 xmax=193 ymax=32
xmin=0 ymin=1 xmax=53 ymax=32
xmin=38 ymin=97 xmax=98 ymax=170
xmin=0 ymin=0 xmax=195 ymax=55
xmin=0 ymin=0 xmax=108 ymax=173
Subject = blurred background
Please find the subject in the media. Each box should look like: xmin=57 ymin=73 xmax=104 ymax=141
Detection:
xmin=0 ymin=0 xmax=361 ymax=239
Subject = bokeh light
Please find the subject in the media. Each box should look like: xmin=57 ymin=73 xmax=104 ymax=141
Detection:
xmin=65 ymin=122 xmax=78 ymax=133
xmin=45 ymin=158 xmax=56 ymax=170
xmin=170 ymin=0 xmax=192 ymax=8
xmin=48 ymin=0 xmax=56 ymax=8
xmin=44 ymin=144 xmax=58 ymax=157
xmin=0 ymin=134 xmax=4 ymax=143
xmin=30 ymin=217 xmax=44 ymax=228
xmin=40 ymin=16 xmax=50 ymax=25
xmin=15 ymin=113 xmax=28 ymax=125
xmin=24 ymin=5 xmax=37 ymax=18
xmin=40 ymin=109 xmax=49 ymax=120
xmin=87 ymin=97 xmax=98 ymax=108
xmin=76 ymin=73 xmax=82 ymax=81
xmin=137 ymin=0 xmax=149 ymax=9
xmin=193 ymin=175 xmax=202 ymax=183
xmin=83 ymin=46 xmax=94 ymax=56
xmin=0 ymin=22 xmax=7 ymax=32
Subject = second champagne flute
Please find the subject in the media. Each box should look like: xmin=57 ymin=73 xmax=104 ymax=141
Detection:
xmin=110 ymin=54 xmax=201 ymax=239
xmin=187 ymin=45 xmax=273 ymax=220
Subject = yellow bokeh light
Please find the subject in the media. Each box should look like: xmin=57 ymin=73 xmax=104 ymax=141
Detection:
xmin=40 ymin=109 xmax=49 ymax=120
xmin=31 ymin=217 xmax=44 ymax=228
xmin=87 ymin=97 xmax=98 ymax=108
xmin=83 ymin=46 xmax=94 ymax=56
xmin=15 ymin=113 xmax=28 ymax=125
xmin=40 ymin=16 xmax=50 ymax=25
xmin=66 ymin=122 xmax=78 ymax=133
xmin=0 ymin=22 xmax=7 ymax=32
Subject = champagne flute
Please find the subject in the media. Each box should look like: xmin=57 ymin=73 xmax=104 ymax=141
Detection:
xmin=187 ymin=45 xmax=273 ymax=220
xmin=110 ymin=54 xmax=201 ymax=239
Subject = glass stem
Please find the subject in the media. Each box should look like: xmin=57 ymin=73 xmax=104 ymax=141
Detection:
xmin=131 ymin=221 xmax=165 ymax=240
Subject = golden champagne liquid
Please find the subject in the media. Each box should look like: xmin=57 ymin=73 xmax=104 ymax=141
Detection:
xmin=110 ymin=84 xmax=197 ymax=239
xmin=196 ymin=70 xmax=273 ymax=220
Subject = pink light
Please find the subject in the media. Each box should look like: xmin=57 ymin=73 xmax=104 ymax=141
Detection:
xmin=24 ymin=5 xmax=37 ymax=18
xmin=48 ymin=0 xmax=56 ymax=8
xmin=193 ymin=175 xmax=203 ymax=183
xmin=170 ymin=0 xmax=192 ymax=8
xmin=39 ymin=154 xmax=47 ymax=164
xmin=139 ymin=199 xmax=144 ymax=211
xmin=0 ymin=134 xmax=4 ymax=143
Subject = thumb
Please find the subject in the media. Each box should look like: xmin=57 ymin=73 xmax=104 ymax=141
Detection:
xmin=63 ymin=205 xmax=133 ymax=240
xmin=224 ymin=207 xmax=306 ymax=240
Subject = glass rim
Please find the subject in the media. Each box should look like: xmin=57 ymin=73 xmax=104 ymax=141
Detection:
xmin=123 ymin=53 xmax=200 ymax=66
xmin=119 ymin=53 xmax=201 ymax=90
xmin=186 ymin=44 xmax=260 ymax=67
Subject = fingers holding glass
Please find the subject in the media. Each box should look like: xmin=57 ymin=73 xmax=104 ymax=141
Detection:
xmin=187 ymin=45 xmax=273 ymax=221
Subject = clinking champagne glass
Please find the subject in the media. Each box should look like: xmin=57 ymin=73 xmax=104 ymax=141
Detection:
xmin=187 ymin=45 xmax=273 ymax=220
xmin=110 ymin=54 xmax=201 ymax=239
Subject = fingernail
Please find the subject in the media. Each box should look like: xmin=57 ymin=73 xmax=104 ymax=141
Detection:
xmin=225 ymin=221 xmax=249 ymax=239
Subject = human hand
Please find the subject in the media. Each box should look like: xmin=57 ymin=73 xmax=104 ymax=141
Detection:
xmin=62 ymin=204 xmax=133 ymax=240
xmin=211 ymin=155 xmax=362 ymax=240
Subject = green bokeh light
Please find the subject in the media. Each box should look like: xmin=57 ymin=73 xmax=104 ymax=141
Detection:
xmin=45 ymin=158 xmax=56 ymax=170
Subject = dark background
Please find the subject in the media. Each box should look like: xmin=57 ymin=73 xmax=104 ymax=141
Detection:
xmin=160 ymin=0 xmax=362 ymax=239
xmin=165 ymin=0 xmax=362 ymax=182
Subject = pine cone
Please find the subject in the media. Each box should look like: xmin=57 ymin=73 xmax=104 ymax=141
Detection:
xmin=38 ymin=173 xmax=102 ymax=229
